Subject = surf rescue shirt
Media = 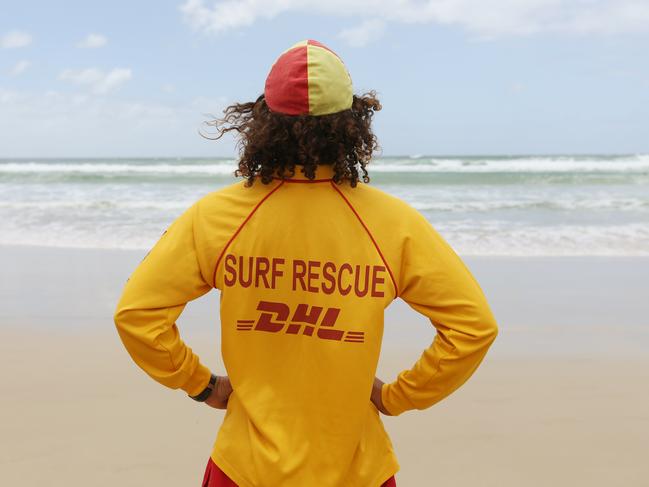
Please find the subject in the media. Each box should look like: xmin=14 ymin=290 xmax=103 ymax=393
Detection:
xmin=114 ymin=163 xmax=499 ymax=487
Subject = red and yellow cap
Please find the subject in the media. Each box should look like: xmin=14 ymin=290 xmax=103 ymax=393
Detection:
xmin=264 ymin=39 xmax=353 ymax=116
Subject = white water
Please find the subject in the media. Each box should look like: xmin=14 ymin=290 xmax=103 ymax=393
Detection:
xmin=1 ymin=155 xmax=648 ymax=256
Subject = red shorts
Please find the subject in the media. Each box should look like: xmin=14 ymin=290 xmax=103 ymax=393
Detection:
xmin=202 ymin=456 xmax=397 ymax=486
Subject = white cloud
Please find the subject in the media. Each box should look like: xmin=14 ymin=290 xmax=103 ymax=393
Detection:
xmin=511 ymin=82 xmax=525 ymax=93
xmin=59 ymin=68 xmax=132 ymax=95
xmin=0 ymin=88 xmax=233 ymax=156
xmin=9 ymin=60 xmax=31 ymax=76
xmin=180 ymin=0 xmax=649 ymax=40
xmin=180 ymin=0 xmax=265 ymax=33
xmin=338 ymin=19 xmax=385 ymax=47
xmin=77 ymin=33 xmax=108 ymax=48
xmin=1 ymin=30 xmax=32 ymax=49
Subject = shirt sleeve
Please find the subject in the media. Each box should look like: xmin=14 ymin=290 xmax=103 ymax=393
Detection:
xmin=381 ymin=209 xmax=499 ymax=416
xmin=113 ymin=201 xmax=214 ymax=397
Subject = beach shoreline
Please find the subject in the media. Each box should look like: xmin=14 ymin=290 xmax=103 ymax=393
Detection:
xmin=1 ymin=245 xmax=648 ymax=485
xmin=2 ymin=244 xmax=648 ymax=355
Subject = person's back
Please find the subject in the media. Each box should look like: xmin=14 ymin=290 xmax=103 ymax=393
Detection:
xmin=114 ymin=39 xmax=498 ymax=487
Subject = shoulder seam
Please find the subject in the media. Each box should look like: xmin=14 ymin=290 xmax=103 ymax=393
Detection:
xmin=211 ymin=180 xmax=285 ymax=287
xmin=329 ymin=181 xmax=399 ymax=297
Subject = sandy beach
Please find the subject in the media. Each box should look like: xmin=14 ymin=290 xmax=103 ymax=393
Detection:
xmin=1 ymin=246 xmax=648 ymax=486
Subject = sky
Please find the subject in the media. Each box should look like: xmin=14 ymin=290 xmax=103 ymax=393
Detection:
xmin=1 ymin=0 xmax=648 ymax=158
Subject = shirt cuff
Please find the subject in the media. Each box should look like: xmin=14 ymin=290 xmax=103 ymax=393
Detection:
xmin=381 ymin=380 xmax=412 ymax=417
xmin=181 ymin=363 xmax=213 ymax=397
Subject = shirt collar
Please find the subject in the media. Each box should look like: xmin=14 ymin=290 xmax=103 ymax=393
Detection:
xmin=272 ymin=163 xmax=336 ymax=182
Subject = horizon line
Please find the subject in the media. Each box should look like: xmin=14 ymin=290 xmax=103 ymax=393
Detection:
xmin=1 ymin=152 xmax=646 ymax=160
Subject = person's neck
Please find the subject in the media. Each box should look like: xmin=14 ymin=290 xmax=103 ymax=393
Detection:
xmin=272 ymin=163 xmax=335 ymax=181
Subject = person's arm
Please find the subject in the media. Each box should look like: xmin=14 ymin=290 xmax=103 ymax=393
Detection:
xmin=113 ymin=201 xmax=214 ymax=397
xmin=380 ymin=210 xmax=499 ymax=416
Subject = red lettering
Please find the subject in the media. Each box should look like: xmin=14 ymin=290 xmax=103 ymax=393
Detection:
xmin=338 ymin=263 xmax=352 ymax=296
xmin=371 ymin=265 xmax=385 ymax=297
xmin=238 ymin=301 xmax=363 ymax=343
xmin=292 ymin=303 xmax=323 ymax=324
xmin=255 ymin=257 xmax=270 ymax=288
xmin=321 ymin=261 xmax=336 ymax=294
xmin=318 ymin=308 xmax=343 ymax=340
xmin=293 ymin=260 xmax=307 ymax=291
xmin=320 ymin=307 xmax=340 ymax=327
xmin=307 ymin=260 xmax=321 ymax=293
xmin=223 ymin=254 xmax=237 ymax=287
xmin=255 ymin=301 xmax=289 ymax=333
xmin=271 ymin=258 xmax=284 ymax=288
xmin=239 ymin=255 xmax=253 ymax=288
xmin=353 ymin=264 xmax=370 ymax=297
xmin=225 ymin=257 xmax=386 ymax=297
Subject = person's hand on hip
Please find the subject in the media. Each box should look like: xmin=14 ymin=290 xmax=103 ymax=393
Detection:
xmin=205 ymin=376 xmax=233 ymax=409
xmin=370 ymin=377 xmax=393 ymax=416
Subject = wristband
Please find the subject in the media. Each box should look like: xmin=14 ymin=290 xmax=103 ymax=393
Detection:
xmin=189 ymin=373 xmax=217 ymax=402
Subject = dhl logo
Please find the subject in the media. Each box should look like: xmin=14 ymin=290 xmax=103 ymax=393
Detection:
xmin=236 ymin=301 xmax=365 ymax=343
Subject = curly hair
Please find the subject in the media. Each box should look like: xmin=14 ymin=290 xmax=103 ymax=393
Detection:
xmin=201 ymin=91 xmax=382 ymax=187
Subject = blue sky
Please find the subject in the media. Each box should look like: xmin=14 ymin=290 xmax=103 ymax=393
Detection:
xmin=1 ymin=0 xmax=648 ymax=157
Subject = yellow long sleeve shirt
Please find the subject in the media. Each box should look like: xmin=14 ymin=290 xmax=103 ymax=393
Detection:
xmin=114 ymin=163 xmax=498 ymax=487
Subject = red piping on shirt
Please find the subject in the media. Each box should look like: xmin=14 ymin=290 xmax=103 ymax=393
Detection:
xmin=329 ymin=181 xmax=399 ymax=298
xmin=212 ymin=180 xmax=285 ymax=288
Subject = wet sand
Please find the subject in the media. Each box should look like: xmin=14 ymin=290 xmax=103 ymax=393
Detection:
xmin=1 ymin=246 xmax=648 ymax=486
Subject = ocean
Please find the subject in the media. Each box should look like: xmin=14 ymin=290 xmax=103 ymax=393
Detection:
xmin=1 ymin=155 xmax=648 ymax=256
